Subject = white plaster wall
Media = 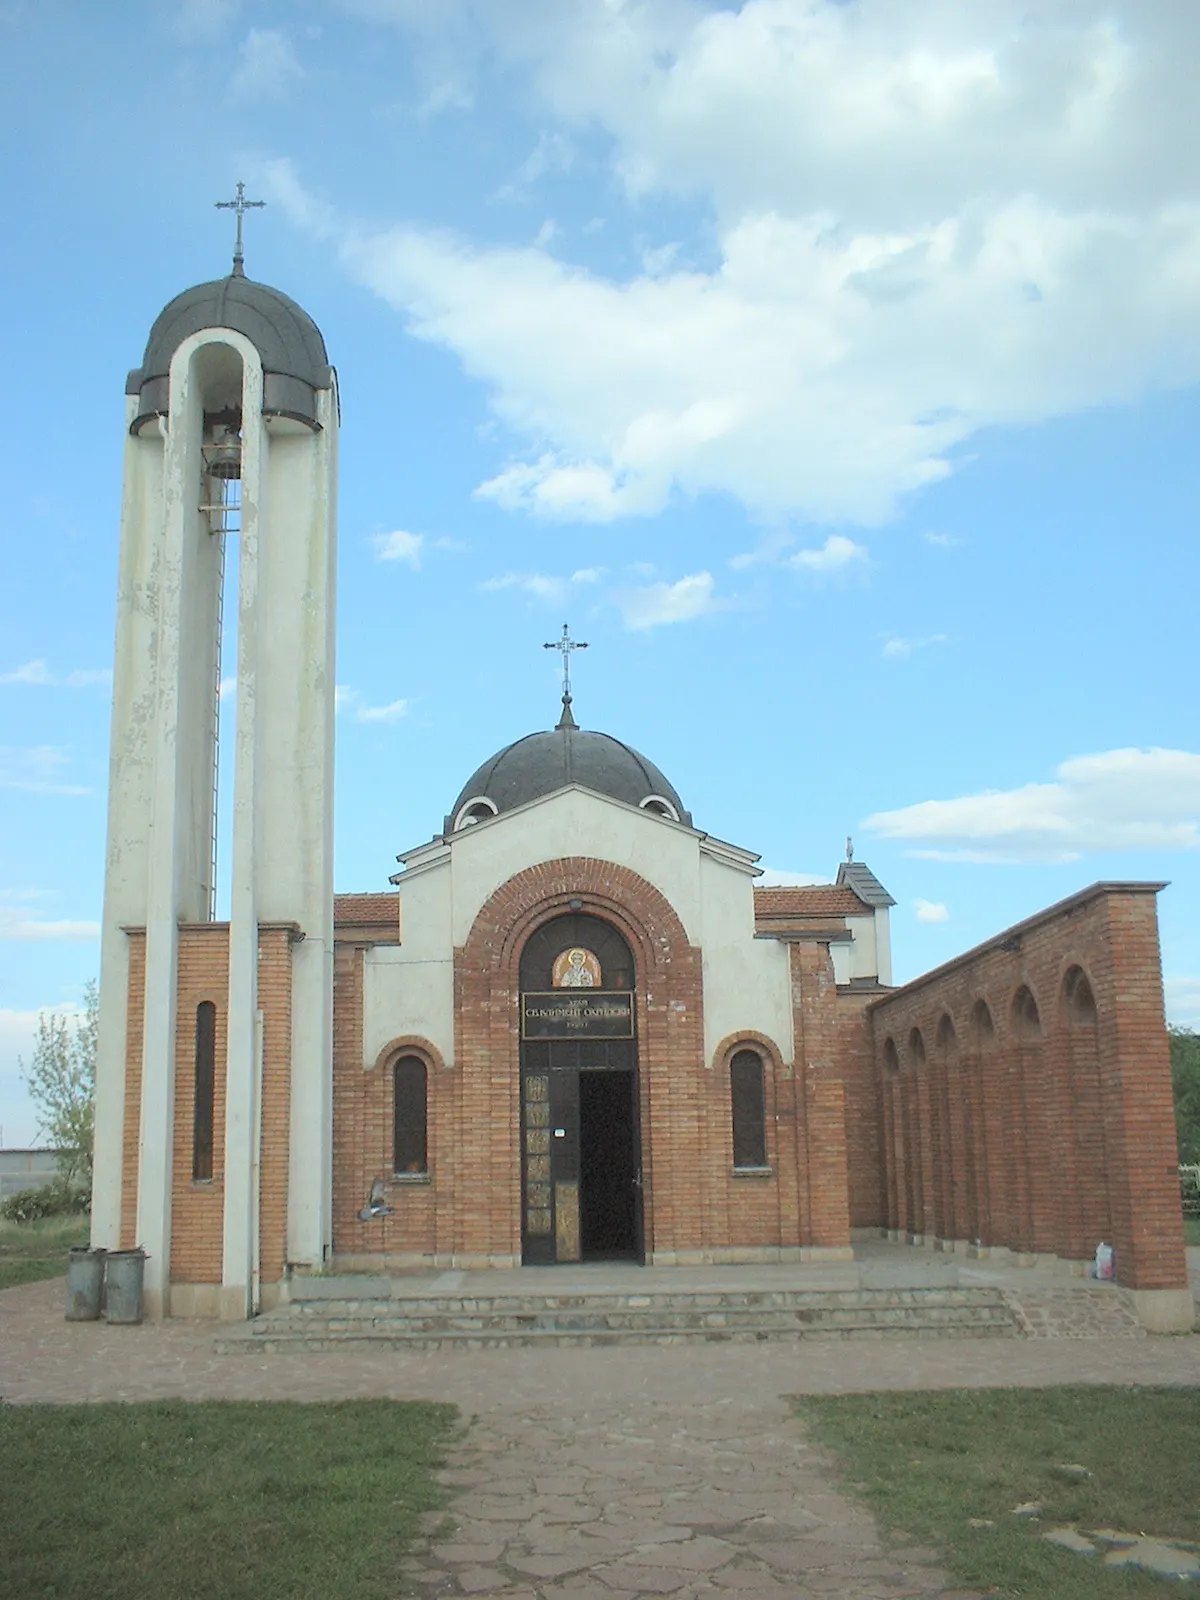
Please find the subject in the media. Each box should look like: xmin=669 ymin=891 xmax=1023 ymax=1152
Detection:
xmin=384 ymin=789 xmax=793 ymax=1069
xmin=846 ymin=916 xmax=878 ymax=980
xmin=364 ymin=945 xmax=456 ymax=1069
xmin=446 ymin=788 xmax=704 ymax=947
xmin=875 ymin=907 xmax=893 ymax=985
xmin=699 ymin=855 xmax=793 ymax=1063
xmin=92 ymin=413 xmax=167 ymax=1248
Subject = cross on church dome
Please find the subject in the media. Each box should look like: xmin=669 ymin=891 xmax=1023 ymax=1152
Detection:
xmin=215 ymin=181 xmax=266 ymax=279
xmin=544 ymin=623 xmax=588 ymax=731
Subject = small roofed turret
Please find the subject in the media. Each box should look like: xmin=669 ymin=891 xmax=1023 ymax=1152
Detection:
xmin=127 ymin=274 xmax=333 ymax=435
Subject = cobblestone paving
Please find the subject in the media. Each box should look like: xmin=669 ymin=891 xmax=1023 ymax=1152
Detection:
xmin=1001 ymin=1286 xmax=1147 ymax=1338
xmin=4 ymin=1271 xmax=1199 ymax=1600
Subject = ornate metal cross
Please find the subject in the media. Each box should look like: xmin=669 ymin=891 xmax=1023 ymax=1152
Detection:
xmin=544 ymin=623 xmax=588 ymax=704
xmin=215 ymin=181 xmax=266 ymax=277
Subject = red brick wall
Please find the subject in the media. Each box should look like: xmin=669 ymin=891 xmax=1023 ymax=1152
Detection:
xmin=790 ymin=942 xmax=852 ymax=1249
xmin=169 ymin=927 xmax=229 ymax=1282
xmin=121 ymin=924 xmax=294 ymax=1289
xmin=868 ymin=885 xmax=1186 ymax=1290
xmin=452 ymin=858 xmax=707 ymax=1262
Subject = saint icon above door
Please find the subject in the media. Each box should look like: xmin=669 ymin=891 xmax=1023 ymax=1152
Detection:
xmin=553 ymin=947 xmax=601 ymax=988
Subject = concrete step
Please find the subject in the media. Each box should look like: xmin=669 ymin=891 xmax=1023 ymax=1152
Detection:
xmin=216 ymin=1285 xmax=1023 ymax=1352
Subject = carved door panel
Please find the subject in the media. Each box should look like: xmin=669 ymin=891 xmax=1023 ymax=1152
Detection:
xmin=520 ymin=1049 xmax=581 ymax=1264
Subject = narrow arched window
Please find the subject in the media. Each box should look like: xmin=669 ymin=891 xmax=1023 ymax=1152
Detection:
xmin=730 ymin=1049 xmax=768 ymax=1169
xmin=393 ymin=1055 xmax=428 ymax=1175
xmin=193 ymin=1001 xmax=216 ymax=1181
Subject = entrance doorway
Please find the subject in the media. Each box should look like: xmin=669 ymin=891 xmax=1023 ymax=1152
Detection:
xmin=519 ymin=914 xmax=643 ymax=1266
xmin=580 ymin=1069 xmax=638 ymax=1258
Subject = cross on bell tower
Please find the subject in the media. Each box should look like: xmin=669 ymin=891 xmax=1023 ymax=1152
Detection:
xmin=215 ymin=181 xmax=266 ymax=278
xmin=544 ymin=623 xmax=588 ymax=730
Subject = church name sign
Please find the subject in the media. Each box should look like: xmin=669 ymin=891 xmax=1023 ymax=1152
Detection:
xmin=521 ymin=992 xmax=634 ymax=1040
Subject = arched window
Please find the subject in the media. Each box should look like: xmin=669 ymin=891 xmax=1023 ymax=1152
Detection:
xmin=193 ymin=1001 xmax=216 ymax=1181
xmin=1012 ymin=985 xmax=1042 ymax=1038
xmin=730 ymin=1048 xmax=768 ymax=1169
xmin=1063 ymin=966 xmax=1098 ymax=1024
xmin=393 ymin=1055 xmax=428 ymax=1175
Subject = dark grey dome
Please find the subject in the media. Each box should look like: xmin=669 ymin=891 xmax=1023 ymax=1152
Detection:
xmin=126 ymin=274 xmax=332 ymax=433
xmin=446 ymin=717 xmax=691 ymax=832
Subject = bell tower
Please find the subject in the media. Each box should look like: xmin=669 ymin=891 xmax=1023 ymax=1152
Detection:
xmin=91 ymin=209 xmax=338 ymax=1318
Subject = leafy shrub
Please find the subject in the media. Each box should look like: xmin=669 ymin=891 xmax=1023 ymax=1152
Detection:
xmin=1 ymin=1180 xmax=91 ymax=1224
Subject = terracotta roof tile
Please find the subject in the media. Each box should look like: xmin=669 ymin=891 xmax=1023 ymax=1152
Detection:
xmin=334 ymin=892 xmax=400 ymax=931
xmin=754 ymin=885 xmax=867 ymax=916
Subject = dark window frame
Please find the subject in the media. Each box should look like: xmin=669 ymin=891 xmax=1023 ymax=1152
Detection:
xmin=393 ymin=1054 xmax=429 ymax=1176
xmin=730 ymin=1047 xmax=768 ymax=1170
xmin=193 ymin=1001 xmax=216 ymax=1182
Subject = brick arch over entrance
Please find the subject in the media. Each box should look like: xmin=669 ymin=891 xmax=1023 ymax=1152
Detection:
xmin=452 ymin=858 xmax=704 ymax=1265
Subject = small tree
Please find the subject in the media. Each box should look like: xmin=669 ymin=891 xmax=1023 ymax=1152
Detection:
xmin=20 ymin=981 xmax=97 ymax=1186
xmin=1170 ymin=1026 xmax=1200 ymax=1166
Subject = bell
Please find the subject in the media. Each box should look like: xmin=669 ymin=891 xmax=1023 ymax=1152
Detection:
xmin=202 ymin=421 xmax=242 ymax=481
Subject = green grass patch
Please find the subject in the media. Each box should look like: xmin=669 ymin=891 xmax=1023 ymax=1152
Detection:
xmin=793 ymin=1386 xmax=1200 ymax=1598
xmin=0 ymin=1399 xmax=457 ymax=1600
xmin=0 ymin=1213 xmax=89 ymax=1289
xmin=1184 ymin=1216 xmax=1200 ymax=1246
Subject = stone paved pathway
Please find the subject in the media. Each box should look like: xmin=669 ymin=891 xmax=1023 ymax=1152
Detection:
xmin=406 ymin=1397 xmax=982 ymax=1599
xmin=4 ymin=1272 xmax=1199 ymax=1600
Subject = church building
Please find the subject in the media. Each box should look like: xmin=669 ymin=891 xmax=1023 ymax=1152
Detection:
xmin=89 ymin=246 xmax=1192 ymax=1332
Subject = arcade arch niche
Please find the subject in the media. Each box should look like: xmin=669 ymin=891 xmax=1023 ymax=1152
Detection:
xmin=518 ymin=912 xmax=643 ymax=1266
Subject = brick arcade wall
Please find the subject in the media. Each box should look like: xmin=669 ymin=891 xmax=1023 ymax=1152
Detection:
xmin=867 ymin=884 xmax=1187 ymax=1292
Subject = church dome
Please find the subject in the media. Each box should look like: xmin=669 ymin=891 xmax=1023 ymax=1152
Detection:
xmin=446 ymin=704 xmax=691 ymax=832
xmin=126 ymin=274 xmax=332 ymax=433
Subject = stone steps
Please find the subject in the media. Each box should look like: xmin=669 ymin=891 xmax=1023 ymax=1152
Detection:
xmin=216 ymin=1284 xmax=1023 ymax=1352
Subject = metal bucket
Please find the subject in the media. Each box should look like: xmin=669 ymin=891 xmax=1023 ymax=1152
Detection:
xmin=104 ymin=1249 xmax=147 ymax=1324
xmin=65 ymin=1247 xmax=106 ymax=1321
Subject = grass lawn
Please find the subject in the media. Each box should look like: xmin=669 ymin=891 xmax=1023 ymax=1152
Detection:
xmin=1185 ymin=1216 xmax=1200 ymax=1246
xmin=0 ymin=1213 xmax=89 ymax=1289
xmin=794 ymin=1386 xmax=1200 ymax=1599
xmin=0 ymin=1399 xmax=457 ymax=1600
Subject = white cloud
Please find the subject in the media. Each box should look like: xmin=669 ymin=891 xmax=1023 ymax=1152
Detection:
xmin=373 ymin=529 xmax=425 ymax=567
xmin=301 ymin=2 xmax=1200 ymax=527
xmin=0 ymin=747 xmax=89 ymax=796
xmin=218 ymin=676 xmax=237 ymax=701
xmin=1165 ymin=977 xmax=1200 ymax=1030
xmin=881 ymin=632 xmax=946 ymax=660
xmin=481 ymin=571 xmax=568 ymax=603
xmin=231 ymin=27 xmax=302 ymax=101
xmin=914 ymin=898 xmax=950 ymax=923
xmin=480 ymin=567 xmax=605 ymax=605
xmin=757 ymin=868 xmax=826 ymax=887
xmin=788 ymin=535 xmax=869 ymax=575
xmin=923 ymin=531 xmax=960 ymax=548
xmin=0 ymin=915 xmax=100 ymax=941
xmin=0 ymin=659 xmax=52 ymax=685
xmin=613 ymin=571 xmax=723 ymax=631
xmin=867 ymin=747 xmax=1200 ymax=864
xmin=355 ymin=698 xmax=409 ymax=724
xmin=334 ymin=685 xmax=356 ymax=714
xmin=0 ymin=659 xmax=109 ymax=688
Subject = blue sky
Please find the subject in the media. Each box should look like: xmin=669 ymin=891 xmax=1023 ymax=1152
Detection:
xmin=1 ymin=0 xmax=1198 ymax=1145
